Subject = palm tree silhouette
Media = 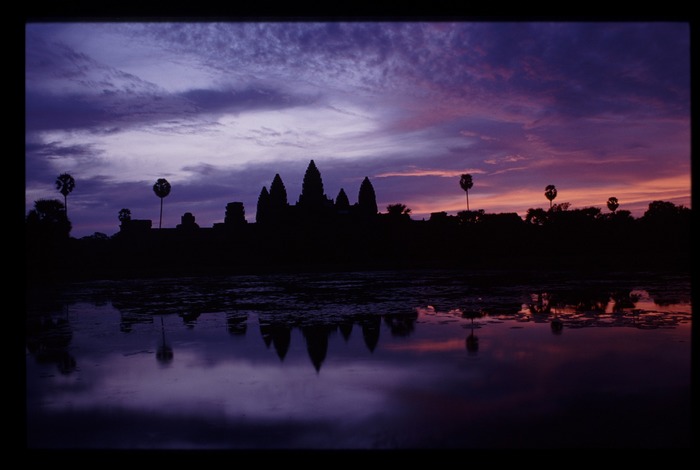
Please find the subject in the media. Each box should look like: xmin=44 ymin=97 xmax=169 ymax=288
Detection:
xmin=156 ymin=316 xmax=174 ymax=365
xmin=152 ymin=178 xmax=171 ymax=229
xmin=459 ymin=174 xmax=473 ymax=211
xmin=607 ymin=197 xmax=619 ymax=213
xmin=544 ymin=184 xmax=557 ymax=208
xmin=55 ymin=173 xmax=75 ymax=219
xmin=118 ymin=208 xmax=131 ymax=223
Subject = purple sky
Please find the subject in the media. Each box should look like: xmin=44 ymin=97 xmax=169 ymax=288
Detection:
xmin=25 ymin=21 xmax=691 ymax=238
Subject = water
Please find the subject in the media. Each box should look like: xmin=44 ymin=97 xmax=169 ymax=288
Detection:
xmin=25 ymin=269 xmax=693 ymax=449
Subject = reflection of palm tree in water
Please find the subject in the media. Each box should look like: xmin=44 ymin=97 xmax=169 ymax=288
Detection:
xmin=550 ymin=313 xmax=563 ymax=334
xmin=462 ymin=310 xmax=480 ymax=355
xmin=529 ymin=292 xmax=551 ymax=314
xmin=611 ymin=289 xmax=641 ymax=312
xmin=533 ymin=292 xmax=563 ymax=333
xmin=466 ymin=330 xmax=479 ymax=354
xmin=156 ymin=316 xmax=174 ymax=364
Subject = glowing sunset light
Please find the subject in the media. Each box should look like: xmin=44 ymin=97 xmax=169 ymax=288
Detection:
xmin=375 ymin=168 xmax=485 ymax=179
xmin=25 ymin=22 xmax=690 ymax=238
xmin=400 ymin=171 xmax=691 ymax=222
xmin=383 ymin=338 xmax=467 ymax=353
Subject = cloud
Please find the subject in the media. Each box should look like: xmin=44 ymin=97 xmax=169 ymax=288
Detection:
xmin=375 ymin=168 xmax=485 ymax=178
xmin=179 ymin=86 xmax=319 ymax=115
xmin=24 ymin=22 xmax=691 ymax=238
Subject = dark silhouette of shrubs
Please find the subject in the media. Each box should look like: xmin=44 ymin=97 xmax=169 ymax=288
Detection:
xmin=26 ymin=199 xmax=72 ymax=239
xmin=458 ymin=209 xmax=485 ymax=225
xmin=386 ymin=203 xmax=411 ymax=219
xmin=525 ymin=207 xmax=548 ymax=226
xmin=26 ymin=199 xmax=72 ymax=282
xmin=637 ymin=201 xmax=691 ymax=265
xmin=118 ymin=208 xmax=131 ymax=224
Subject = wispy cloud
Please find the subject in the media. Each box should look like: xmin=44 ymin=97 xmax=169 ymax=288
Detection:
xmin=375 ymin=168 xmax=485 ymax=178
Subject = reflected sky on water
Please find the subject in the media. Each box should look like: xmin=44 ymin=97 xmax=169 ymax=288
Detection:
xmin=25 ymin=270 xmax=692 ymax=449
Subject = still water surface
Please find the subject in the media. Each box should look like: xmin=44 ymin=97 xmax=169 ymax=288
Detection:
xmin=25 ymin=269 xmax=692 ymax=449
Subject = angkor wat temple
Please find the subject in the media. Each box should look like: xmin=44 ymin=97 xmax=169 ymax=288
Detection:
xmin=120 ymin=160 xmax=381 ymax=235
xmin=27 ymin=160 xmax=692 ymax=282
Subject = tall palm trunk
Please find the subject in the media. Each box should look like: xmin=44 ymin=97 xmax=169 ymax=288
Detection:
xmin=159 ymin=197 xmax=163 ymax=229
xmin=465 ymin=191 xmax=470 ymax=211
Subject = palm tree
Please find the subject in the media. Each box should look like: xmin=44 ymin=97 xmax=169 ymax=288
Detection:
xmin=118 ymin=208 xmax=131 ymax=223
xmin=55 ymin=173 xmax=75 ymax=219
xmin=152 ymin=178 xmax=171 ymax=229
xmin=544 ymin=184 xmax=557 ymax=208
xmin=459 ymin=174 xmax=473 ymax=211
xmin=607 ymin=197 xmax=619 ymax=213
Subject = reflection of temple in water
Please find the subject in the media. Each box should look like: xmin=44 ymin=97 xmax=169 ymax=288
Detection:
xmin=302 ymin=325 xmax=332 ymax=373
xmin=227 ymin=313 xmax=248 ymax=336
xmin=260 ymin=322 xmax=292 ymax=361
xmin=251 ymin=310 xmax=425 ymax=371
xmin=27 ymin=273 xmax=690 ymax=376
xmin=360 ymin=316 xmax=381 ymax=353
xmin=179 ymin=311 xmax=201 ymax=329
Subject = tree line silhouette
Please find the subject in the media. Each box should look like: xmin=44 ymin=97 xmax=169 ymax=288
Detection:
xmin=26 ymin=160 xmax=691 ymax=282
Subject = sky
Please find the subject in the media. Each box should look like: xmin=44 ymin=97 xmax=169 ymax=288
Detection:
xmin=25 ymin=21 xmax=691 ymax=238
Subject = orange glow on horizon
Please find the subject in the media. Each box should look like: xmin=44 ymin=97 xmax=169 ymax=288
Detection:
xmin=383 ymin=338 xmax=467 ymax=353
xmin=385 ymin=173 xmax=691 ymax=219
xmin=375 ymin=167 xmax=485 ymax=178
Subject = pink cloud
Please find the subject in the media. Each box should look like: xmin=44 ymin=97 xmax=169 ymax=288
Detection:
xmin=375 ymin=167 xmax=485 ymax=178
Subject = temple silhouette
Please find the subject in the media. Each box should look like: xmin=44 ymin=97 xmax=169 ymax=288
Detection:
xmin=119 ymin=160 xmax=380 ymax=234
xmin=26 ymin=160 xmax=692 ymax=282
